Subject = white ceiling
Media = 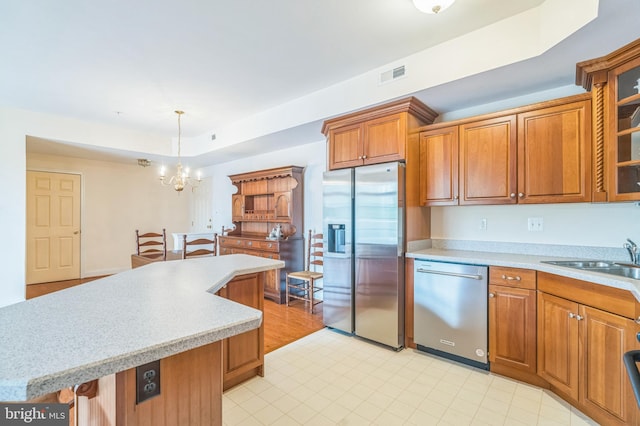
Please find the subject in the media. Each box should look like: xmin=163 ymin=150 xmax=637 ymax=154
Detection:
xmin=3 ymin=0 xmax=640 ymax=166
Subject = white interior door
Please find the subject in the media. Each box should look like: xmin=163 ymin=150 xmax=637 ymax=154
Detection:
xmin=26 ymin=171 xmax=81 ymax=284
xmin=190 ymin=176 xmax=213 ymax=233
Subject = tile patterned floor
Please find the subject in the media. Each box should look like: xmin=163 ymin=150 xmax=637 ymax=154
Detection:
xmin=223 ymin=329 xmax=598 ymax=425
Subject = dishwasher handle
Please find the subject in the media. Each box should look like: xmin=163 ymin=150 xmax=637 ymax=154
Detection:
xmin=415 ymin=268 xmax=483 ymax=280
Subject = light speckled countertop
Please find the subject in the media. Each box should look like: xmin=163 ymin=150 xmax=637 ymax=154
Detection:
xmin=0 ymin=254 xmax=284 ymax=401
xmin=407 ymin=248 xmax=640 ymax=302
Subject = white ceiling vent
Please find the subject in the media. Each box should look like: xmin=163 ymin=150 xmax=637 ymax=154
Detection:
xmin=379 ymin=65 xmax=406 ymax=85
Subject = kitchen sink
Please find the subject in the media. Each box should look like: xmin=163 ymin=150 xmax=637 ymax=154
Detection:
xmin=542 ymin=260 xmax=616 ymax=268
xmin=541 ymin=259 xmax=640 ymax=280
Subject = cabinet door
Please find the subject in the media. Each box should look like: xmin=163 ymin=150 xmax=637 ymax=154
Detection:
xmin=218 ymin=273 xmax=264 ymax=390
xmin=580 ymin=305 xmax=637 ymax=425
xmin=328 ymin=123 xmax=364 ymax=170
xmin=489 ymin=285 xmax=537 ymax=373
xmin=419 ymin=126 xmax=459 ymax=206
xmin=231 ymin=194 xmax=244 ymax=221
xmin=537 ymin=291 xmax=580 ymax=400
xmin=608 ymin=56 xmax=640 ymax=201
xmin=517 ymin=100 xmax=592 ymax=203
xmin=273 ymin=192 xmax=292 ymax=221
xmin=459 ymin=115 xmax=517 ymax=205
xmin=363 ymin=113 xmax=406 ymax=165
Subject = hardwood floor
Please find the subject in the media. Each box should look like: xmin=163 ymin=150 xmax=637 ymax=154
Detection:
xmin=26 ymin=276 xmax=106 ymax=299
xmin=26 ymin=277 xmax=326 ymax=354
xmin=264 ymin=299 xmax=324 ymax=353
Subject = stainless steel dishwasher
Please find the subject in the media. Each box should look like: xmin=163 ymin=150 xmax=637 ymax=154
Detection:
xmin=414 ymin=259 xmax=489 ymax=370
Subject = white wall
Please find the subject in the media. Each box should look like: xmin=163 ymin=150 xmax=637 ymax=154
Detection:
xmin=431 ymin=202 xmax=640 ymax=248
xmin=27 ymin=153 xmax=191 ymax=277
xmin=200 ymin=140 xmax=326 ymax=238
xmin=0 ymin=107 xmax=171 ymax=307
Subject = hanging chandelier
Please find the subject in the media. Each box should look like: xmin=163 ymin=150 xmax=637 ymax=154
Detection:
xmin=412 ymin=0 xmax=455 ymax=14
xmin=160 ymin=110 xmax=201 ymax=192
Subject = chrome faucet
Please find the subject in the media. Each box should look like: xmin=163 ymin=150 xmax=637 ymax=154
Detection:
xmin=624 ymin=238 xmax=639 ymax=265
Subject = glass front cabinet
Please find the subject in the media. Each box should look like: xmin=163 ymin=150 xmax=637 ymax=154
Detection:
xmin=577 ymin=38 xmax=640 ymax=201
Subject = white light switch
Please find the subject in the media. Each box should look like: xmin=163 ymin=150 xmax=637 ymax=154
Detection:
xmin=479 ymin=218 xmax=487 ymax=230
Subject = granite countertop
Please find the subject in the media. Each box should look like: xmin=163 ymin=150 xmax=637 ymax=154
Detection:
xmin=407 ymin=247 xmax=640 ymax=302
xmin=0 ymin=254 xmax=284 ymax=401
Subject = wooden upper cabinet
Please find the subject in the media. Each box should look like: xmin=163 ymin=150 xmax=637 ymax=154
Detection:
xmin=576 ymin=38 xmax=640 ymax=202
xmin=322 ymin=97 xmax=438 ymax=171
xmin=459 ymin=115 xmax=517 ymax=205
xmin=363 ymin=113 xmax=406 ymax=164
xmin=328 ymin=123 xmax=364 ymax=169
xmin=231 ymin=194 xmax=244 ymax=221
xmin=419 ymin=126 xmax=459 ymax=206
xmin=273 ymin=192 xmax=291 ymax=221
xmin=517 ymin=99 xmax=592 ymax=203
xmin=418 ymin=93 xmax=593 ymax=206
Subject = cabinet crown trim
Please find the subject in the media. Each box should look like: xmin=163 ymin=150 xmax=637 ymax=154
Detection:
xmin=321 ymin=96 xmax=438 ymax=135
xmin=229 ymin=165 xmax=304 ymax=183
xmin=415 ymin=92 xmax=591 ymax=133
xmin=576 ymin=37 xmax=640 ymax=90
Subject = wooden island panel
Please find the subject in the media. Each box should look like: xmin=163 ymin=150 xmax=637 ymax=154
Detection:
xmin=116 ymin=341 xmax=223 ymax=426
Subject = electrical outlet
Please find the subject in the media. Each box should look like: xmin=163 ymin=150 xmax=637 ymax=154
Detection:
xmin=136 ymin=360 xmax=161 ymax=404
xmin=527 ymin=217 xmax=543 ymax=232
xmin=479 ymin=218 xmax=487 ymax=230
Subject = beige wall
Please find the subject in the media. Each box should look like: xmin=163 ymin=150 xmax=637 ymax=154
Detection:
xmin=27 ymin=153 xmax=191 ymax=278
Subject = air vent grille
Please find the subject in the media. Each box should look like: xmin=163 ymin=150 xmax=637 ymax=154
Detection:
xmin=379 ymin=65 xmax=406 ymax=85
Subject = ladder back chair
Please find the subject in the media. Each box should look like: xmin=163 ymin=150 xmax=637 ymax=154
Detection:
xmin=182 ymin=234 xmax=218 ymax=259
xmin=286 ymin=230 xmax=323 ymax=313
xmin=135 ymin=229 xmax=167 ymax=260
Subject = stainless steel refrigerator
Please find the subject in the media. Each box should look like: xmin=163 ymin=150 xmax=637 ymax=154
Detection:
xmin=322 ymin=162 xmax=405 ymax=349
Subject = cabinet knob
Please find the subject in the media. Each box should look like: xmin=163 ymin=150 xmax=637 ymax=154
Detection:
xmin=362 ymin=155 xmax=367 ymax=159
xmin=575 ymin=315 xmax=583 ymax=321
xmin=569 ymin=312 xmax=576 ymax=319
xmin=518 ymin=192 xmax=524 ymax=198
xmin=510 ymin=193 xmax=516 ymax=198
xmin=488 ymin=293 xmax=495 ymax=298
xmin=454 ymin=195 xmax=459 ymax=200
xmin=501 ymin=274 xmax=521 ymax=281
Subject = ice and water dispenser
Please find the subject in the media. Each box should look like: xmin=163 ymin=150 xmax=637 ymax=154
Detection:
xmin=327 ymin=224 xmax=345 ymax=253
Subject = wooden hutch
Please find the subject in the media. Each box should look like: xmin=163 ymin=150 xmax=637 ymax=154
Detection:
xmin=219 ymin=166 xmax=304 ymax=303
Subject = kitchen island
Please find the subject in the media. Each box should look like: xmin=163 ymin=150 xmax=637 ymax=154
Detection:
xmin=0 ymin=254 xmax=283 ymax=424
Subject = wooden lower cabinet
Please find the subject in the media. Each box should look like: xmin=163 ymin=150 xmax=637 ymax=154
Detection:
xmin=537 ymin=291 xmax=580 ymax=399
xmin=488 ymin=266 xmax=544 ymax=386
xmin=489 ymin=285 xmax=537 ymax=373
xmin=219 ymin=236 xmax=302 ymax=303
xmin=216 ymin=272 xmax=264 ymax=391
xmin=537 ymin=272 xmax=640 ymax=425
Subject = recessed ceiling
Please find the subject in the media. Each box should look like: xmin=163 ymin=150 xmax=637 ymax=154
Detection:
xmin=4 ymin=0 xmax=640 ymax=165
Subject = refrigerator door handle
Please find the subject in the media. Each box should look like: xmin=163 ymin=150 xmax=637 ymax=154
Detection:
xmin=416 ymin=268 xmax=483 ymax=280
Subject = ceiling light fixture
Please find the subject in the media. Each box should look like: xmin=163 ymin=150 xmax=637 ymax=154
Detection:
xmin=412 ymin=0 xmax=455 ymax=14
xmin=159 ymin=110 xmax=201 ymax=192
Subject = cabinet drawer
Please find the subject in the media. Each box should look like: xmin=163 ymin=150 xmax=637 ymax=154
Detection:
xmin=257 ymin=240 xmax=279 ymax=252
xmin=489 ymin=266 xmax=536 ymax=289
xmin=219 ymin=237 xmax=245 ymax=248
